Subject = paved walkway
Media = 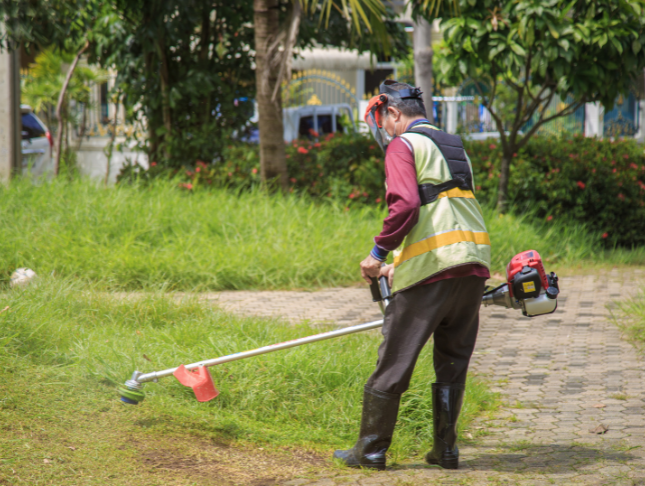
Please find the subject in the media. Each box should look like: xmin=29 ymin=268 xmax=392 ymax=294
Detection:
xmin=205 ymin=269 xmax=645 ymax=485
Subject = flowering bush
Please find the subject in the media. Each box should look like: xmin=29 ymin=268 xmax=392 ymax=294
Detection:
xmin=141 ymin=131 xmax=385 ymax=208
xmin=465 ymin=135 xmax=645 ymax=247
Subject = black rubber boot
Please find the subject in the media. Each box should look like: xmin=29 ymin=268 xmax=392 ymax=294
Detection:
xmin=424 ymin=382 xmax=465 ymax=469
xmin=332 ymin=385 xmax=401 ymax=470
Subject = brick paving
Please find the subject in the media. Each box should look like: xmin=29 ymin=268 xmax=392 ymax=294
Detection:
xmin=205 ymin=269 xmax=645 ymax=485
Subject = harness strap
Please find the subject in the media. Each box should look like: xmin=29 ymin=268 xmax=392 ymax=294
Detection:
xmin=405 ymin=126 xmax=473 ymax=206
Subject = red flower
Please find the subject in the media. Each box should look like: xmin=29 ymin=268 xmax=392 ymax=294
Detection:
xmin=623 ymin=154 xmax=629 ymax=159
xmin=592 ymin=168 xmax=596 ymax=173
xmin=602 ymin=232 xmax=609 ymax=239
xmin=252 ymin=168 xmax=258 ymax=174
xmin=196 ymin=167 xmax=201 ymax=173
xmin=547 ymin=215 xmax=553 ymax=221
xmin=150 ymin=161 xmax=157 ymax=167
xmin=613 ymin=168 xmax=617 ymax=173
xmin=476 ymin=185 xmax=481 ymax=191
xmin=376 ymin=197 xmax=382 ymax=203
xmin=196 ymin=160 xmax=207 ymax=167
xmin=348 ymin=193 xmax=355 ymax=199
xmin=576 ymin=181 xmax=586 ymax=190
xmin=286 ymin=155 xmax=291 ymax=159
xmin=489 ymin=144 xmax=496 ymax=149
xmin=369 ymin=145 xmax=375 ymax=150
xmin=630 ymin=163 xmax=638 ymax=170
xmin=611 ymin=160 xmax=616 ymax=165
xmin=513 ymin=153 xmax=518 ymax=157
xmin=314 ymin=142 xmax=321 ymax=148
xmin=309 ymin=128 xmax=320 ymax=137
xmin=228 ymin=172 xmax=232 ymax=177
xmin=362 ymin=192 xmax=368 ymax=197
xmin=618 ymin=193 xmax=625 ymax=200
xmin=290 ymin=177 xmax=297 ymax=183
xmin=297 ymin=147 xmax=308 ymax=154
xmin=325 ymin=133 xmax=334 ymax=141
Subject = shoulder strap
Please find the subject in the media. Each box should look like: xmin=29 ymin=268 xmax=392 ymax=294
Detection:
xmin=405 ymin=126 xmax=473 ymax=206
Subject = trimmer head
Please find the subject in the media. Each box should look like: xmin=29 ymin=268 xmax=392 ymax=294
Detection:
xmin=118 ymin=371 xmax=145 ymax=405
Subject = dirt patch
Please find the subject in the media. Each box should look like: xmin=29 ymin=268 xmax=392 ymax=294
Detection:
xmin=136 ymin=438 xmax=327 ymax=486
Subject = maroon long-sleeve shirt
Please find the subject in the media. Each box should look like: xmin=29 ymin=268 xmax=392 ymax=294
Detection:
xmin=371 ymin=128 xmax=490 ymax=285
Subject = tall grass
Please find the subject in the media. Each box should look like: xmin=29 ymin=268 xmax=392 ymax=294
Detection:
xmin=1 ymin=178 xmax=643 ymax=290
xmin=0 ymin=279 xmax=498 ymax=457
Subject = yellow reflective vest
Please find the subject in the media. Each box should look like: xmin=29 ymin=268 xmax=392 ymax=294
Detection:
xmin=391 ymin=124 xmax=491 ymax=293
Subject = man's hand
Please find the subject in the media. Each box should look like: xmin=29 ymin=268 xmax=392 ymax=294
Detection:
xmin=360 ymin=254 xmax=383 ymax=283
xmin=379 ymin=264 xmax=394 ymax=288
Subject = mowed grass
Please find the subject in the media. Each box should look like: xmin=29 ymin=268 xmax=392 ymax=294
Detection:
xmin=2 ymin=179 xmax=643 ymax=291
xmin=0 ymin=280 xmax=498 ymax=477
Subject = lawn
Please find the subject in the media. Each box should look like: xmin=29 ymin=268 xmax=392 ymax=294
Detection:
xmin=2 ymin=179 xmax=644 ymax=291
xmin=0 ymin=279 xmax=498 ymax=484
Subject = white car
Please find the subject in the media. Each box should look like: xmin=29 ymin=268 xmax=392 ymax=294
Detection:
xmin=21 ymin=104 xmax=53 ymax=177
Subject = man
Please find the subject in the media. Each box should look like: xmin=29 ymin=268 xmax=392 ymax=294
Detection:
xmin=333 ymin=80 xmax=491 ymax=470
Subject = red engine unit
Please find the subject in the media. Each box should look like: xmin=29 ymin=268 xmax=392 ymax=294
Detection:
xmin=506 ymin=250 xmax=549 ymax=299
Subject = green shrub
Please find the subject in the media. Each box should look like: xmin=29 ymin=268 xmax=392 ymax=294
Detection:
xmin=465 ymin=134 xmax=645 ymax=247
xmin=120 ymin=131 xmax=385 ymax=208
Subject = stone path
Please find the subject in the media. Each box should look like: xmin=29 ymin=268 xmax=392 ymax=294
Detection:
xmin=205 ymin=269 xmax=645 ymax=485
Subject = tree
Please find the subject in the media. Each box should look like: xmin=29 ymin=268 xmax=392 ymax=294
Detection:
xmin=253 ymin=0 xmax=404 ymax=190
xmin=427 ymin=0 xmax=645 ymax=211
xmin=1 ymin=0 xmax=103 ymax=175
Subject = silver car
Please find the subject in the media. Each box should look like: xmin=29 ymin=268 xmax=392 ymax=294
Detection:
xmin=21 ymin=104 xmax=53 ymax=177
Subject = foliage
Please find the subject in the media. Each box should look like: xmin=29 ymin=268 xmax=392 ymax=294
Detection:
xmin=465 ymin=134 xmax=645 ymax=247
xmin=0 ymin=0 xmax=101 ymax=52
xmin=431 ymin=0 xmax=645 ymax=210
xmin=120 ymin=131 xmax=386 ymax=207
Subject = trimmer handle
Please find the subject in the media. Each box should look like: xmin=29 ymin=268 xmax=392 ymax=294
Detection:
xmin=370 ymin=275 xmax=392 ymax=302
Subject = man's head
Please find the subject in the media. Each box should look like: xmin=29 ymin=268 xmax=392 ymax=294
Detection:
xmin=364 ymin=80 xmax=427 ymax=152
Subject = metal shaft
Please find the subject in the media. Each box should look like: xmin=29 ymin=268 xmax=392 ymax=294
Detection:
xmin=135 ymin=317 xmax=385 ymax=384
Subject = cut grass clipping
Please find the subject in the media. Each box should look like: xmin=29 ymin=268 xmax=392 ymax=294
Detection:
xmin=0 ymin=279 xmax=499 ymax=462
xmin=2 ymin=179 xmax=644 ymax=290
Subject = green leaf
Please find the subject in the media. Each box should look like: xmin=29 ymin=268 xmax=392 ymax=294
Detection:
xmin=610 ymin=37 xmax=623 ymax=54
xmin=545 ymin=20 xmax=560 ymax=39
xmin=632 ymin=39 xmax=641 ymax=54
xmin=463 ymin=36 xmax=474 ymax=53
xmin=510 ymin=43 xmax=526 ymax=56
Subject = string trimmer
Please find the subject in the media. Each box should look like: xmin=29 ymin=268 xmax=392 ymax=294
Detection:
xmin=118 ymin=249 xmax=559 ymax=405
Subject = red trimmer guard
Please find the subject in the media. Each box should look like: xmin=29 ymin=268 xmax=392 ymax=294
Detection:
xmin=173 ymin=365 xmax=219 ymax=402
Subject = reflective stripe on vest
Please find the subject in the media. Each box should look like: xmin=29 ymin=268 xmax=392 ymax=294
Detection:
xmin=391 ymin=124 xmax=491 ymax=293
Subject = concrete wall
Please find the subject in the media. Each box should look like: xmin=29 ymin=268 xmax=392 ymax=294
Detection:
xmin=0 ymin=45 xmax=21 ymax=182
xmin=75 ymin=137 xmax=148 ymax=184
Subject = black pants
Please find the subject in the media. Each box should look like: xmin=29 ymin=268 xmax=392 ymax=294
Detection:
xmin=366 ymin=275 xmax=486 ymax=395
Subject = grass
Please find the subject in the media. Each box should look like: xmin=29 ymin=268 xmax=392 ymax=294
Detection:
xmin=1 ymin=178 xmax=644 ymax=291
xmin=0 ymin=279 xmax=500 ymax=471
xmin=613 ymin=287 xmax=645 ymax=351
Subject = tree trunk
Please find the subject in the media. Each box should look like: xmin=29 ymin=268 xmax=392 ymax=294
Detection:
xmin=156 ymin=35 xmax=172 ymax=136
xmin=413 ymin=17 xmax=434 ymax=124
xmin=105 ymin=97 xmax=119 ymax=186
xmin=54 ymin=41 xmax=89 ymax=176
xmin=253 ymin=0 xmax=288 ymax=190
xmin=496 ymin=152 xmax=513 ymax=213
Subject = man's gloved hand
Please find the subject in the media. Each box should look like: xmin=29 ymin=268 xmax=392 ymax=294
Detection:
xmin=360 ymin=254 xmax=383 ymax=283
xmin=379 ymin=264 xmax=394 ymax=288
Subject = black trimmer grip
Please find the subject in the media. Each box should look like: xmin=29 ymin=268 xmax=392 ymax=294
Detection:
xmin=370 ymin=276 xmax=392 ymax=302
xmin=369 ymin=277 xmax=382 ymax=302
